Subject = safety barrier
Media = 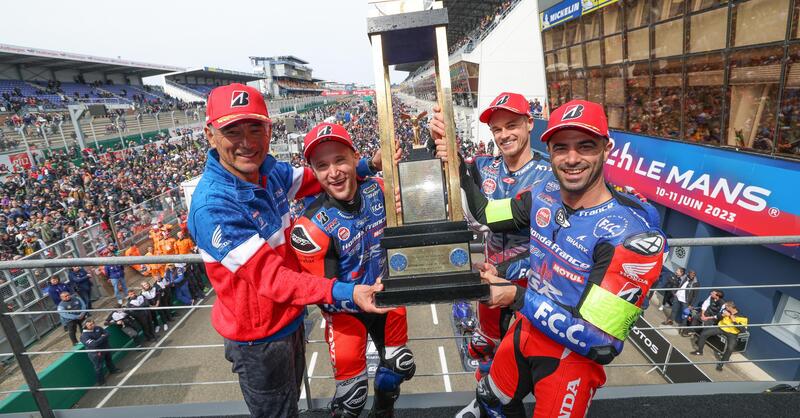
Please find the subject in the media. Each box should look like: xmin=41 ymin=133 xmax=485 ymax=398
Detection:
xmin=0 ymin=234 xmax=797 ymax=417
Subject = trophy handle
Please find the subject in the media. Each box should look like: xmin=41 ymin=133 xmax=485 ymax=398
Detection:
xmin=370 ymin=32 xmax=402 ymax=227
xmin=432 ymin=18 xmax=464 ymax=221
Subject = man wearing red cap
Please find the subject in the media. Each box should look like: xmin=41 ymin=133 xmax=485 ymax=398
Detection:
xmin=431 ymin=93 xmax=553 ymax=382
xmin=188 ymin=84 xmax=388 ymax=417
xmin=289 ymin=123 xmax=415 ymax=418
xmin=434 ymin=100 xmax=666 ymax=417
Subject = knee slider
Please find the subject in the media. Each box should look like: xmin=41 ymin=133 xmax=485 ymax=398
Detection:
xmin=376 ymin=346 xmax=415 ymax=392
xmin=383 ymin=346 xmax=415 ymax=380
xmin=476 ymin=376 xmax=510 ymax=417
xmin=330 ymin=373 xmax=368 ymax=417
xmin=468 ymin=329 xmax=497 ymax=360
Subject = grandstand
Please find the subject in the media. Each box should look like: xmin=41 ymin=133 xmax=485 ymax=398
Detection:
xmin=160 ymin=67 xmax=264 ymax=103
xmin=0 ymin=44 xmax=204 ymax=168
xmin=250 ymin=56 xmax=325 ymax=98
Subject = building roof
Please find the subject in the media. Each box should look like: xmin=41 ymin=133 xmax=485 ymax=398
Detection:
xmin=164 ymin=67 xmax=263 ymax=82
xmin=249 ymin=55 xmax=310 ymax=65
xmin=0 ymin=43 xmax=181 ymax=77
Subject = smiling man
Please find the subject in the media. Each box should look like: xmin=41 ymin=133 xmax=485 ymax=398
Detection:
xmin=436 ymin=100 xmax=667 ymax=417
xmin=188 ymin=84 xmax=387 ymax=418
xmin=430 ymin=92 xmax=552 ymax=381
xmin=290 ymin=123 xmax=414 ymax=418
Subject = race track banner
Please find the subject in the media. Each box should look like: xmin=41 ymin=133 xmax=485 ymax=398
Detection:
xmin=605 ymin=132 xmax=800 ymax=260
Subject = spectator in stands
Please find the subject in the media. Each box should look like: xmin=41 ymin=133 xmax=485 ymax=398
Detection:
xmin=104 ymin=305 xmax=142 ymax=339
xmin=663 ymin=269 xmax=699 ymax=327
xmin=45 ymin=276 xmax=73 ymax=306
xmin=80 ymin=318 xmax=121 ymax=385
xmin=682 ymin=289 xmax=725 ymax=337
xmin=659 ymin=267 xmax=685 ymax=313
xmin=67 ymin=266 xmax=94 ymax=310
xmin=103 ymin=258 xmax=128 ymax=305
xmin=140 ymin=281 xmax=168 ymax=333
xmin=165 ymin=264 xmax=192 ymax=305
xmin=126 ymin=289 xmax=156 ymax=342
xmin=691 ymin=301 xmax=749 ymax=371
xmin=57 ymin=291 xmax=86 ymax=345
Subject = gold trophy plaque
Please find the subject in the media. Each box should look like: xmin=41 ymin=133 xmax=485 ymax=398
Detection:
xmin=367 ymin=0 xmax=488 ymax=306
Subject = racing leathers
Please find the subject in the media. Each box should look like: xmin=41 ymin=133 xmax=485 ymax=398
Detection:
xmin=458 ymin=159 xmax=667 ymax=417
xmin=463 ymin=154 xmax=552 ymax=379
xmin=188 ymin=150 xmax=377 ymax=416
xmin=290 ymin=178 xmax=415 ymax=417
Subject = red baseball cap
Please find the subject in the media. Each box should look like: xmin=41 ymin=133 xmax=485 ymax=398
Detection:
xmin=303 ymin=123 xmax=356 ymax=161
xmin=479 ymin=92 xmax=530 ymax=123
xmin=205 ymin=83 xmax=270 ymax=129
xmin=540 ymin=100 xmax=609 ymax=142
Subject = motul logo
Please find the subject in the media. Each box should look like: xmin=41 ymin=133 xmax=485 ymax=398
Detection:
xmin=552 ymin=262 xmax=583 ymax=284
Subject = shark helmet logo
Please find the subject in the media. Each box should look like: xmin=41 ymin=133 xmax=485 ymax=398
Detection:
xmin=230 ymin=90 xmax=249 ymax=107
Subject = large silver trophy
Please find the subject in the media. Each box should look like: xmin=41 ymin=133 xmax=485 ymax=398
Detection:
xmin=367 ymin=0 xmax=488 ymax=306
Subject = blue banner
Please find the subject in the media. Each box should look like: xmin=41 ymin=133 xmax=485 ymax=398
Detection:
xmin=540 ymin=0 xmax=582 ymax=30
xmin=530 ymin=121 xmax=800 ymax=260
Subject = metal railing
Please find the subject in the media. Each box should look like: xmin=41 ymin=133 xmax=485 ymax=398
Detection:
xmin=0 ymin=234 xmax=797 ymax=417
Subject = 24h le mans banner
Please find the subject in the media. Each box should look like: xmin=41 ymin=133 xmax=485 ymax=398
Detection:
xmin=603 ymin=132 xmax=800 ymax=260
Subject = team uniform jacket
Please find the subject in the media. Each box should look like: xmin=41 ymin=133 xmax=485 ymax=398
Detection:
xmin=188 ymin=150 xmax=376 ymax=342
xmin=461 ymin=163 xmax=667 ymax=364
xmin=466 ymin=155 xmax=552 ymax=282
xmin=289 ymin=178 xmax=386 ymax=313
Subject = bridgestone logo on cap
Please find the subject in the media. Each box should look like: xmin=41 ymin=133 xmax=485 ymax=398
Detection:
xmin=230 ymin=91 xmax=249 ymax=107
xmin=561 ymin=104 xmax=584 ymax=121
xmin=495 ymin=95 xmax=510 ymax=106
xmin=317 ymin=125 xmax=333 ymax=138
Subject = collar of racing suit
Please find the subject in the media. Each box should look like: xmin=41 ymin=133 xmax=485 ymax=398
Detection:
xmin=328 ymin=183 xmax=363 ymax=214
xmin=205 ymin=149 xmax=277 ymax=201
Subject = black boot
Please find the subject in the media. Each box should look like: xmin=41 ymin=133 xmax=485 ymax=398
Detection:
xmin=368 ymin=388 xmax=399 ymax=418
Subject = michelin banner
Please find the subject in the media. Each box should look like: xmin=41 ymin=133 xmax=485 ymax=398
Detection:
xmin=604 ymin=132 xmax=800 ymax=260
xmin=540 ymin=0 xmax=618 ymax=30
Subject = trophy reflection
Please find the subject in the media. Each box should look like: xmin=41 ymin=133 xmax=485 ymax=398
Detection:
xmin=367 ymin=0 xmax=488 ymax=306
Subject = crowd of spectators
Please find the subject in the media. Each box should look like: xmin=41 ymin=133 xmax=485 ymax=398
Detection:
xmin=447 ymin=0 xmax=517 ymax=55
xmin=0 ymin=132 xmax=207 ymax=262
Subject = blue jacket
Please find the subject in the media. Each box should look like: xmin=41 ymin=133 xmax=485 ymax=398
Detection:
xmin=46 ymin=282 xmax=74 ymax=306
xmin=104 ymin=264 xmax=125 ymax=280
xmin=80 ymin=326 xmax=109 ymax=349
xmin=68 ymin=268 xmax=92 ymax=292
xmin=57 ymin=297 xmax=86 ymax=325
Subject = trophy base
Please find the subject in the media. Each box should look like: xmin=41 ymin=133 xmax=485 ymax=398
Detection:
xmin=376 ymin=274 xmax=488 ymax=307
xmin=378 ymin=221 xmax=487 ymax=306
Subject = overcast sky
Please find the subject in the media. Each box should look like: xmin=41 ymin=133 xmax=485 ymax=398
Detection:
xmin=0 ymin=0 xmax=406 ymax=85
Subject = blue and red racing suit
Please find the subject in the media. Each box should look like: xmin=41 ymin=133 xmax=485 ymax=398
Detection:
xmin=463 ymin=154 xmax=552 ymax=378
xmin=290 ymin=178 xmax=415 ymax=417
xmin=459 ymin=161 xmax=667 ymax=417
